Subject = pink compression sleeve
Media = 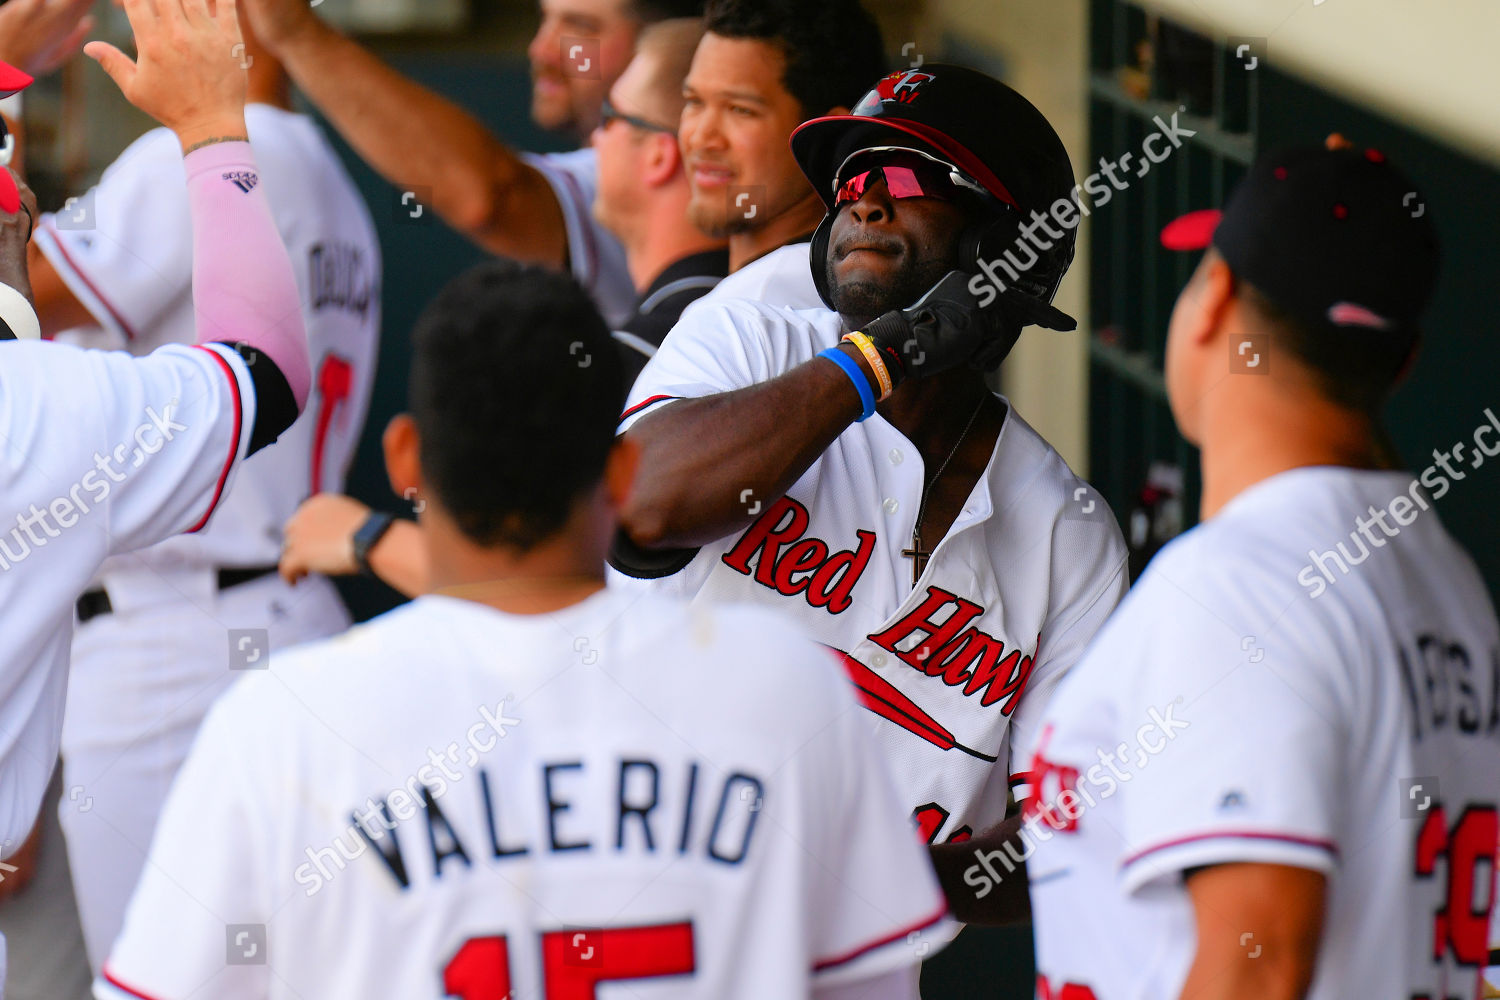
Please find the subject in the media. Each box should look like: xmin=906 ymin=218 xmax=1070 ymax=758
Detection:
xmin=183 ymin=140 xmax=311 ymax=409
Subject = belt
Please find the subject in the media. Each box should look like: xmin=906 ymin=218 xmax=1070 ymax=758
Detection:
xmin=76 ymin=565 xmax=281 ymax=624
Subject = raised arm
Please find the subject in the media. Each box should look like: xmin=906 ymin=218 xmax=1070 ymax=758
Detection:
xmin=621 ymin=272 xmax=999 ymax=550
xmin=238 ymin=0 xmax=565 ymax=265
xmin=89 ymin=0 xmax=309 ymax=430
xmin=621 ymin=350 xmax=866 ymax=549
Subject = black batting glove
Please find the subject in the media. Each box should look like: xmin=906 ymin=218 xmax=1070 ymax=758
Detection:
xmin=860 ymin=271 xmax=989 ymax=390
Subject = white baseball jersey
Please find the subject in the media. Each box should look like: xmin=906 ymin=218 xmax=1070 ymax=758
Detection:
xmin=614 ymin=299 xmax=1129 ymax=847
xmin=0 ymin=339 xmax=257 ymax=855
xmin=685 ymin=241 xmax=823 ymax=313
xmin=35 ymin=104 xmax=381 ymax=573
xmin=98 ymin=589 xmax=949 ymax=999
xmin=1026 ymin=467 xmax=1500 ymax=1000
xmin=522 ymin=148 xmax=636 ymax=329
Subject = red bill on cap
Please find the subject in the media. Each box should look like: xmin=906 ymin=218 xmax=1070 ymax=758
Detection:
xmin=0 ymin=63 xmax=32 ymax=101
xmin=1159 ymin=208 xmax=1223 ymax=251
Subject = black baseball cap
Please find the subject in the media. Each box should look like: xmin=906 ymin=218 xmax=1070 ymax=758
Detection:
xmin=1160 ymin=143 xmax=1439 ymax=341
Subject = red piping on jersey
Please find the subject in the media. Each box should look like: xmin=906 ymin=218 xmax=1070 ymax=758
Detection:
xmin=187 ymin=345 xmax=244 ymax=533
xmin=812 ymin=902 xmax=947 ymax=972
xmin=99 ymin=966 xmax=165 ymax=1000
xmin=1122 ymin=829 xmax=1339 ymax=870
xmin=39 ymin=220 xmax=138 ymax=341
xmin=621 ymin=394 xmax=678 ymax=421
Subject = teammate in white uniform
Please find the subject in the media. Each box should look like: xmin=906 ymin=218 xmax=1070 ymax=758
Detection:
xmin=614 ymin=65 xmax=1128 ymax=921
xmin=99 ymin=261 xmax=946 ymax=1000
xmin=23 ymin=11 xmax=381 ymax=967
xmin=0 ymin=0 xmax=314 ymax=990
xmin=268 ymin=2 xmax=887 ymax=593
xmin=232 ymin=0 xmax=699 ymax=328
xmin=1026 ymin=142 xmax=1500 ymax=999
xmin=670 ymin=0 xmax=887 ymax=310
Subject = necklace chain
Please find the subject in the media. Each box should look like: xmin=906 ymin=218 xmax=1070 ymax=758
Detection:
xmin=914 ymin=395 xmax=987 ymax=530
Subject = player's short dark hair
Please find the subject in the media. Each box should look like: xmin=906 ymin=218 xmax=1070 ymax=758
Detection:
xmin=626 ymin=0 xmax=706 ymax=23
xmin=409 ymin=260 xmax=625 ymax=552
xmin=703 ymin=0 xmax=887 ymax=117
xmin=1239 ymin=279 xmax=1415 ymax=412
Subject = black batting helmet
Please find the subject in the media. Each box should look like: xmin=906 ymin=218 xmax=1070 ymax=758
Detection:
xmin=791 ymin=64 xmax=1078 ymax=333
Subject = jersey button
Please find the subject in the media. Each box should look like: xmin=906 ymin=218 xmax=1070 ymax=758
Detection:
xmin=883 ymin=498 xmax=900 ymax=515
xmin=888 ymin=448 xmax=904 ymax=465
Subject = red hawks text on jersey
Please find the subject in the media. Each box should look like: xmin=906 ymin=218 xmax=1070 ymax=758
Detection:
xmin=615 ymin=299 xmax=1128 ymax=848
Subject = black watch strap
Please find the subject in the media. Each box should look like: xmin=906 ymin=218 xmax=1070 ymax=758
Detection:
xmin=352 ymin=511 xmax=396 ymax=576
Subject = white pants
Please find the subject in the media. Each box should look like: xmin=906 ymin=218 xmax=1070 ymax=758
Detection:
xmin=58 ymin=570 xmax=350 ymax=971
xmin=0 ymin=764 xmax=92 ymax=1000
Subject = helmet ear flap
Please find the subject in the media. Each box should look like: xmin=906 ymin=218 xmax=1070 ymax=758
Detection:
xmin=958 ymin=210 xmax=1019 ymax=286
xmin=960 ymin=206 xmax=1075 ymax=306
xmin=810 ymin=212 xmax=837 ymax=311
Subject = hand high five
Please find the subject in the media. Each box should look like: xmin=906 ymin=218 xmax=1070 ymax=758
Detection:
xmin=85 ymin=0 xmax=249 ymax=153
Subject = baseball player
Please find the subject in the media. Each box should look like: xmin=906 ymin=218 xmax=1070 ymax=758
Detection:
xmin=99 ymin=260 xmax=947 ymax=1000
xmin=613 ymin=65 xmax=1130 ymax=920
xmin=273 ymin=15 xmax=728 ymax=595
xmin=667 ymin=0 xmax=886 ymax=310
xmin=273 ymin=1 xmax=889 ymax=597
xmin=1024 ymin=143 xmax=1500 ymax=999
xmin=0 ymin=0 xmax=313 ymax=988
xmin=233 ymin=0 xmax=705 ymax=328
xmin=18 ymin=0 xmax=382 ymax=970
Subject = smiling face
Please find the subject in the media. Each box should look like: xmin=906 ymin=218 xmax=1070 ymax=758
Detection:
xmin=527 ymin=0 xmax=639 ymax=135
xmin=824 ymin=156 xmax=972 ymax=329
xmin=679 ymin=33 xmax=818 ymax=238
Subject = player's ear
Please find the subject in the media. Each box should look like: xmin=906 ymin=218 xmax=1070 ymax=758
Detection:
xmin=646 ymin=131 xmax=681 ymax=187
xmin=382 ymin=414 xmax=422 ymax=507
xmin=1187 ymin=249 xmax=1237 ymax=347
xmin=603 ymin=433 xmax=641 ymax=511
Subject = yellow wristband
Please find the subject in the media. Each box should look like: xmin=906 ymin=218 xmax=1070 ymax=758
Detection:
xmin=842 ymin=331 xmax=892 ymax=401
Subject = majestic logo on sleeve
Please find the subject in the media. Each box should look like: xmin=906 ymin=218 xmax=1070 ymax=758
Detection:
xmin=720 ymin=497 xmax=874 ymax=614
xmin=835 ymin=586 xmax=1039 ymax=762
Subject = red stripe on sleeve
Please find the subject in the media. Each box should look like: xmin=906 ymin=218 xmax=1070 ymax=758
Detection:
xmin=186 ymin=345 xmax=244 ymax=534
xmin=100 ymin=965 xmax=167 ymax=1000
xmin=1122 ymin=829 xmax=1339 ymax=870
xmin=620 ymin=393 xmax=679 ymax=421
xmin=39 ymin=220 xmax=139 ymax=341
xmin=812 ymin=903 xmax=947 ymax=973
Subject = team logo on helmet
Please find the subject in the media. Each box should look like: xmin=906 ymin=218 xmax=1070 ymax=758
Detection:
xmin=853 ymin=69 xmax=937 ymax=115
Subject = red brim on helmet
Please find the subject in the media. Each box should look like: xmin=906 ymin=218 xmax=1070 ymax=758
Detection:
xmin=791 ymin=114 xmax=1020 ymax=212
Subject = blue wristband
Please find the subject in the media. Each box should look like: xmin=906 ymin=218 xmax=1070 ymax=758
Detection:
xmin=819 ymin=346 xmax=875 ymax=421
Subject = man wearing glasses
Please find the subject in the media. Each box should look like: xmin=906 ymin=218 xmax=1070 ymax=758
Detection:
xmin=237 ymin=0 xmax=707 ymax=327
xmin=591 ymin=18 xmax=728 ymax=384
xmin=614 ymin=65 xmax=1130 ymax=927
xmin=277 ymin=18 xmax=728 ymax=594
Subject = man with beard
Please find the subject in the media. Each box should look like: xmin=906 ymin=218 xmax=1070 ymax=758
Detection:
xmin=668 ymin=0 xmax=885 ymax=310
xmin=236 ymin=0 xmax=704 ymax=325
xmin=613 ymin=65 xmax=1130 ymax=926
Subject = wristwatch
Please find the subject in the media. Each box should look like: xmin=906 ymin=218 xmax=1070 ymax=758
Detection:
xmin=351 ymin=511 xmax=396 ymax=576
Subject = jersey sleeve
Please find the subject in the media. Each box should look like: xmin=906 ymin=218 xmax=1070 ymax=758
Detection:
xmin=618 ymin=300 xmax=781 ymax=431
xmin=519 ymin=149 xmax=635 ymax=329
xmin=34 ymin=128 xmax=191 ymax=344
xmin=788 ymin=645 xmax=951 ymax=985
xmin=1114 ymin=571 xmax=1346 ymax=896
xmin=0 ymin=340 xmax=257 ymax=553
xmin=1007 ymin=508 xmax=1130 ymax=782
xmin=96 ymin=682 xmax=272 ymax=1000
